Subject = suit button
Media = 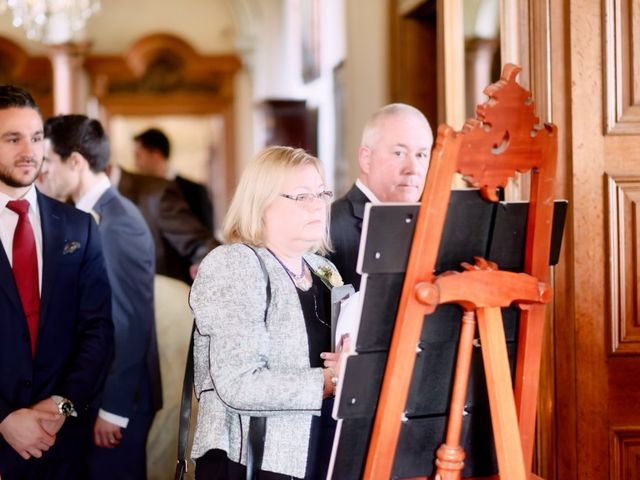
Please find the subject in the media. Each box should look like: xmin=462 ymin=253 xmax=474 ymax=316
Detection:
xmin=24 ymin=380 xmax=32 ymax=388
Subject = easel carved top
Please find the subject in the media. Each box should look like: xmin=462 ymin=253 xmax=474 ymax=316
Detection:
xmin=436 ymin=63 xmax=557 ymax=202
xmin=417 ymin=63 xmax=558 ymax=284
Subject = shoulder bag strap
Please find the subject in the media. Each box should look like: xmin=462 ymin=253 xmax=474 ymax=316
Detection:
xmin=175 ymin=321 xmax=195 ymax=480
xmin=244 ymin=245 xmax=269 ymax=480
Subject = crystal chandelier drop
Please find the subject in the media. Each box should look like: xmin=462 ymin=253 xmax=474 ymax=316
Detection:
xmin=0 ymin=0 xmax=101 ymax=44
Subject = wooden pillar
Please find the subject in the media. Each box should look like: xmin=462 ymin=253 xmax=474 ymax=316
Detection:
xmin=438 ymin=0 xmax=465 ymax=130
xmin=47 ymin=42 xmax=90 ymax=115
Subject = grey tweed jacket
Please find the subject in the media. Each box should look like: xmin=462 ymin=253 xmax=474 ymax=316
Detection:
xmin=189 ymin=243 xmax=340 ymax=478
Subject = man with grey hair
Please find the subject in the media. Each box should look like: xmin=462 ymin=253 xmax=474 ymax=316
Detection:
xmin=329 ymin=103 xmax=434 ymax=290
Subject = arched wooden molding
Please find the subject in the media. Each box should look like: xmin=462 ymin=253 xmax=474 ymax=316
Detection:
xmin=84 ymin=32 xmax=242 ymax=115
xmin=125 ymin=34 xmax=197 ymax=78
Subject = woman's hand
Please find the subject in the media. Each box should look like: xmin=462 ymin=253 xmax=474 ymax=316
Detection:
xmin=322 ymin=368 xmax=335 ymax=399
xmin=320 ymin=335 xmax=352 ymax=398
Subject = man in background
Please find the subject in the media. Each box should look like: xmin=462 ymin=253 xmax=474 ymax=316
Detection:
xmin=114 ymin=164 xmax=218 ymax=284
xmin=114 ymin=129 xmax=218 ymax=284
xmin=133 ymin=127 xmax=214 ymax=233
xmin=329 ymin=103 xmax=434 ymax=290
xmin=42 ymin=114 xmax=162 ymax=480
xmin=0 ymin=86 xmax=113 ymax=479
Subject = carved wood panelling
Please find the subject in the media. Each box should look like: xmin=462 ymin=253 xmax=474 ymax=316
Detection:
xmin=606 ymin=174 xmax=640 ymax=355
xmin=604 ymin=0 xmax=640 ymax=134
xmin=0 ymin=36 xmax=53 ymax=118
xmin=83 ymin=33 xmax=241 ymax=115
xmin=610 ymin=427 xmax=640 ymax=480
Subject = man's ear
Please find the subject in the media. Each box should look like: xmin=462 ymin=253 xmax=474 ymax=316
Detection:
xmin=151 ymin=149 xmax=165 ymax=163
xmin=69 ymin=152 xmax=87 ymax=171
xmin=358 ymin=146 xmax=371 ymax=175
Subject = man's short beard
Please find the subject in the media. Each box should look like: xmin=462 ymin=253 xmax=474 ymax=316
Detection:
xmin=0 ymin=161 xmax=42 ymax=189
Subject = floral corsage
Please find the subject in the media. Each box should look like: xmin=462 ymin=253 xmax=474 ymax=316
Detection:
xmin=316 ymin=265 xmax=344 ymax=289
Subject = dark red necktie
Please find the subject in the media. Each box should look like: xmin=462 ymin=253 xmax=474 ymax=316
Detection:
xmin=6 ymin=199 xmax=40 ymax=356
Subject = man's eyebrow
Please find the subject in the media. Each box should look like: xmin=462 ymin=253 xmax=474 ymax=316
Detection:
xmin=0 ymin=131 xmax=21 ymax=139
xmin=395 ymin=142 xmax=430 ymax=150
xmin=0 ymin=129 xmax=43 ymax=138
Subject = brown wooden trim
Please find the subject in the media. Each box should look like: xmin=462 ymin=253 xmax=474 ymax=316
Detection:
xmin=605 ymin=173 xmax=640 ymax=355
xmin=123 ymin=34 xmax=239 ymax=77
xmin=528 ymin=0 xmax=552 ymax=123
xmin=610 ymin=426 xmax=640 ymax=480
xmin=84 ymin=33 xmax=241 ymax=115
xmin=0 ymin=36 xmax=28 ymax=76
xmin=547 ymin=0 xmax=577 ymax=477
xmin=86 ymin=93 xmax=234 ymax=116
xmin=568 ymin=0 xmax=612 ymax=475
xmin=388 ymin=0 xmax=399 ymax=102
xmin=436 ymin=0 xmax=445 ymax=126
xmin=604 ymin=0 xmax=640 ymax=134
xmin=0 ymin=36 xmax=53 ymax=118
xmin=387 ymin=1 xmax=439 ymax=129
xmin=439 ymin=0 xmax=465 ymax=129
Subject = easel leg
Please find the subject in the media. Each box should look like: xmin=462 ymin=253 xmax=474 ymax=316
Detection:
xmin=476 ymin=307 xmax=527 ymax=480
xmin=514 ymin=303 xmax=546 ymax=474
xmin=434 ymin=311 xmax=476 ymax=480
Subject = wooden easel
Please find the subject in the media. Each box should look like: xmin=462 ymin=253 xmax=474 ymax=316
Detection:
xmin=363 ymin=64 xmax=557 ymax=480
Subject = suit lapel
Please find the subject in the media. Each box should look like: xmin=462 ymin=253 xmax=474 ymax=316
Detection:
xmin=38 ymin=191 xmax=65 ymax=330
xmin=0 ymin=233 xmax=22 ymax=316
xmin=92 ymin=186 xmax=115 ymax=220
xmin=346 ymin=185 xmax=369 ymax=229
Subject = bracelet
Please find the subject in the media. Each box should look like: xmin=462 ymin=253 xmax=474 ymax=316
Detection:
xmin=328 ymin=368 xmax=338 ymax=395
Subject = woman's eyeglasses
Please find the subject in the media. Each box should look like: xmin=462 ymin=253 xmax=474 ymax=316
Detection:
xmin=280 ymin=191 xmax=334 ymax=204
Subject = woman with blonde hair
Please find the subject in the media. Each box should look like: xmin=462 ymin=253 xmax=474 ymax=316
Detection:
xmin=190 ymin=146 xmax=348 ymax=479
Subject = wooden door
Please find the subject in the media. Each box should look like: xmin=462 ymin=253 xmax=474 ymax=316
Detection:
xmin=388 ymin=0 xmax=439 ymax=129
xmin=549 ymin=1 xmax=640 ymax=478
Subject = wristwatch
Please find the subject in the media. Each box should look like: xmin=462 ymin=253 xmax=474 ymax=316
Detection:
xmin=51 ymin=395 xmax=78 ymax=417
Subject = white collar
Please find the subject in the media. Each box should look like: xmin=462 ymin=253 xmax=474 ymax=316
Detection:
xmin=0 ymin=185 xmax=39 ymax=214
xmin=75 ymin=174 xmax=112 ymax=213
xmin=355 ymin=178 xmax=380 ymax=203
xmin=165 ymin=167 xmax=177 ymax=181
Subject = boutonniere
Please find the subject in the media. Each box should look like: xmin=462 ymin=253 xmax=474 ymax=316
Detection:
xmin=63 ymin=241 xmax=81 ymax=255
xmin=316 ymin=265 xmax=344 ymax=289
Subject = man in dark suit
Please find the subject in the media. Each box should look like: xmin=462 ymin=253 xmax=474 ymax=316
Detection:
xmin=41 ymin=114 xmax=162 ymax=479
xmin=329 ymin=103 xmax=434 ymax=290
xmin=0 ymin=86 xmax=114 ymax=479
xmin=115 ymin=167 xmax=218 ymax=284
xmin=133 ymin=127 xmax=215 ymax=232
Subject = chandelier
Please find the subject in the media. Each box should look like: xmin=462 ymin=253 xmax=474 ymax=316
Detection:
xmin=0 ymin=0 xmax=101 ymax=44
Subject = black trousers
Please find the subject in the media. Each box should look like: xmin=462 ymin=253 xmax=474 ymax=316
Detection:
xmin=0 ymin=457 xmax=87 ymax=480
